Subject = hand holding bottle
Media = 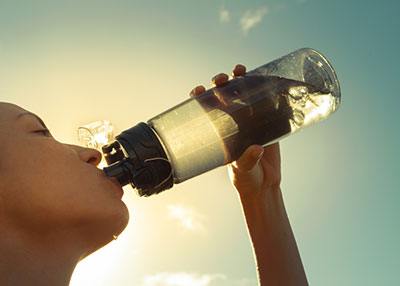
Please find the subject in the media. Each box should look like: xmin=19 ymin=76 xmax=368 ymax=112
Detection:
xmin=190 ymin=65 xmax=282 ymax=197
xmin=102 ymin=48 xmax=340 ymax=197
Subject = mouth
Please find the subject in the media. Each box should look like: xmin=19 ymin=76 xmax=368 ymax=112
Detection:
xmin=94 ymin=167 xmax=125 ymax=199
xmin=106 ymin=175 xmax=125 ymax=199
xmin=113 ymin=178 xmax=124 ymax=196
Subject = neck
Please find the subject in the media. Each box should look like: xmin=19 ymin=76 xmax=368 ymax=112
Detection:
xmin=0 ymin=225 xmax=88 ymax=286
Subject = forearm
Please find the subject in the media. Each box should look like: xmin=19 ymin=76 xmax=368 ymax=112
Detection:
xmin=239 ymin=188 xmax=308 ymax=286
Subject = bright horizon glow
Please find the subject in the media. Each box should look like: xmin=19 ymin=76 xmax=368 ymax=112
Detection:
xmin=141 ymin=272 xmax=226 ymax=286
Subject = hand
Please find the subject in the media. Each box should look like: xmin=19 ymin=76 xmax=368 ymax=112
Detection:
xmin=190 ymin=65 xmax=282 ymax=198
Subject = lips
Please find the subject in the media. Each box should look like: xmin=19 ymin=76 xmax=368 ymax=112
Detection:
xmin=107 ymin=177 xmax=124 ymax=199
xmin=95 ymin=167 xmax=124 ymax=199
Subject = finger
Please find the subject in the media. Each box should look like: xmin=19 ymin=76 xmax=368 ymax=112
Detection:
xmin=232 ymin=64 xmax=246 ymax=78
xmin=212 ymin=73 xmax=229 ymax=87
xmin=189 ymin=85 xmax=206 ymax=97
xmin=261 ymin=143 xmax=281 ymax=168
xmin=231 ymin=145 xmax=264 ymax=172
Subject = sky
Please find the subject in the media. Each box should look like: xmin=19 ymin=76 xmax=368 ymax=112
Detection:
xmin=0 ymin=0 xmax=399 ymax=285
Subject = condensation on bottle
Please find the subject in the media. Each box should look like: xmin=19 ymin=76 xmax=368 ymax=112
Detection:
xmin=148 ymin=48 xmax=341 ymax=183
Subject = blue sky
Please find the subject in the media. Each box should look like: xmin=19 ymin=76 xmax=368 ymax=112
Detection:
xmin=0 ymin=0 xmax=399 ymax=285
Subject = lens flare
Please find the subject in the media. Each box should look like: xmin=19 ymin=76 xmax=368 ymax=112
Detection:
xmin=77 ymin=120 xmax=115 ymax=150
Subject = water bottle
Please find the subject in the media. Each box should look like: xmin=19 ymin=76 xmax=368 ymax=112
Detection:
xmin=97 ymin=48 xmax=341 ymax=196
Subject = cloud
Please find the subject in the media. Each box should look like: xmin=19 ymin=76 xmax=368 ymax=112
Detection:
xmin=219 ymin=7 xmax=230 ymax=23
xmin=232 ymin=278 xmax=258 ymax=286
xmin=240 ymin=7 xmax=268 ymax=34
xmin=141 ymin=272 xmax=226 ymax=286
xmin=167 ymin=204 xmax=206 ymax=233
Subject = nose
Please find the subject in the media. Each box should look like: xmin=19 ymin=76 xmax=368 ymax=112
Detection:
xmin=70 ymin=145 xmax=103 ymax=166
xmin=80 ymin=148 xmax=103 ymax=166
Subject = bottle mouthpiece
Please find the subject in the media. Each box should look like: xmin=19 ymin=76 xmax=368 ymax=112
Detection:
xmin=101 ymin=123 xmax=174 ymax=196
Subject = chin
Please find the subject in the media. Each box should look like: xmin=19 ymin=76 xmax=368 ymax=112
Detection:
xmin=79 ymin=202 xmax=130 ymax=257
xmin=113 ymin=203 xmax=130 ymax=235
xmin=104 ymin=202 xmax=130 ymax=238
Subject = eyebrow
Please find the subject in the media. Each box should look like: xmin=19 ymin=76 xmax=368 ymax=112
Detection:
xmin=16 ymin=112 xmax=48 ymax=129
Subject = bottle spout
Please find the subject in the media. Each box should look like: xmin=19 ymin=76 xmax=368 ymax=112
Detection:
xmin=101 ymin=123 xmax=174 ymax=196
xmin=103 ymin=158 xmax=134 ymax=187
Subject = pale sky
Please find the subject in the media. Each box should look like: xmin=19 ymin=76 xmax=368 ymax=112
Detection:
xmin=0 ymin=0 xmax=399 ymax=285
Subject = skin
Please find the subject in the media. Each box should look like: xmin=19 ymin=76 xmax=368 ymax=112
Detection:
xmin=0 ymin=65 xmax=307 ymax=286
xmin=190 ymin=65 xmax=308 ymax=286
xmin=0 ymin=103 xmax=129 ymax=285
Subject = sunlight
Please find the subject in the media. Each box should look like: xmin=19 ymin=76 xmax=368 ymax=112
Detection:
xmin=70 ymin=195 xmax=146 ymax=286
xmin=77 ymin=120 xmax=115 ymax=150
xmin=142 ymin=272 xmax=226 ymax=286
xmin=70 ymin=239 xmax=125 ymax=286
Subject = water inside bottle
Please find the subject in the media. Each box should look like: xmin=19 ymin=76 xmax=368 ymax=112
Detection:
xmin=149 ymin=75 xmax=337 ymax=183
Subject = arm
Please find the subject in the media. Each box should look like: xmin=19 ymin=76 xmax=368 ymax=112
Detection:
xmin=191 ymin=65 xmax=308 ymax=286
xmin=229 ymin=142 xmax=308 ymax=286
xmin=238 ymin=176 xmax=308 ymax=285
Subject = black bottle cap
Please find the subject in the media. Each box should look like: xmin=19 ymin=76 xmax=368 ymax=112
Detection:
xmin=102 ymin=122 xmax=173 ymax=196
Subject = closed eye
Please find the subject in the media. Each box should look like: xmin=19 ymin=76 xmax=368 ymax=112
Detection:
xmin=34 ymin=129 xmax=52 ymax=137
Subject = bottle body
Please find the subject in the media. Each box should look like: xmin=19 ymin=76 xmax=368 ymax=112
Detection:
xmin=102 ymin=48 xmax=341 ymax=196
xmin=149 ymin=74 xmax=338 ymax=183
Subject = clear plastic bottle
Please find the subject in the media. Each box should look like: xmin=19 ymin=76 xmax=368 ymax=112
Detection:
xmin=101 ymin=48 xmax=341 ymax=196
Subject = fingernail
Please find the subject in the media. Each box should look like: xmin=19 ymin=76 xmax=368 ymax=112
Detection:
xmin=195 ymin=86 xmax=202 ymax=94
xmin=190 ymin=87 xmax=197 ymax=96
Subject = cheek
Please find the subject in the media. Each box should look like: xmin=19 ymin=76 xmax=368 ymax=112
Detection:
xmin=1 ymin=138 xmax=128 ymax=235
xmin=1 ymin=142 xmax=79 ymax=224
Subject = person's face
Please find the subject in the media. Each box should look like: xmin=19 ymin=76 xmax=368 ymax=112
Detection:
xmin=0 ymin=103 xmax=129 ymax=247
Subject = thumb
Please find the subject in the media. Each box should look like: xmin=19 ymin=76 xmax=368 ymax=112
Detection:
xmin=231 ymin=145 xmax=264 ymax=172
